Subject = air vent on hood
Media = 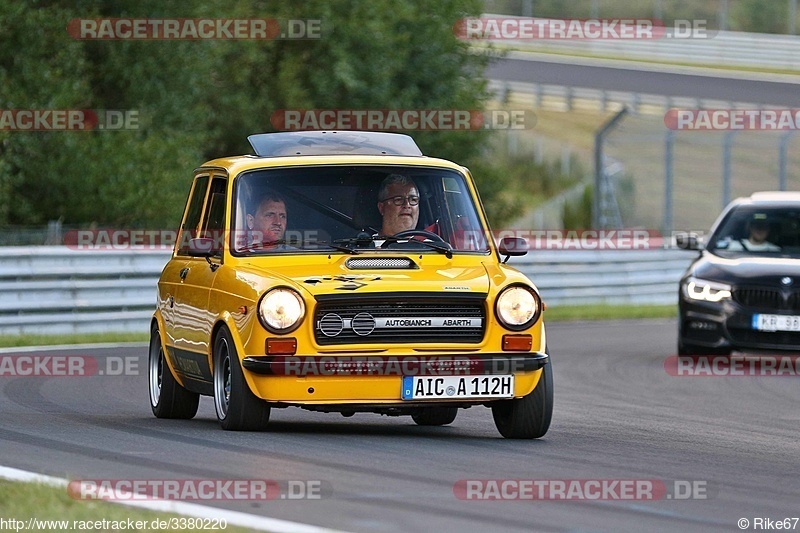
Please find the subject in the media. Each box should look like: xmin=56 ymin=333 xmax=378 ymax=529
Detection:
xmin=345 ymin=257 xmax=417 ymax=270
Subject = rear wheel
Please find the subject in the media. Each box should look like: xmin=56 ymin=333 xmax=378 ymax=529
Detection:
xmin=492 ymin=359 xmax=553 ymax=439
xmin=213 ymin=327 xmax=270 ymax=431
xmin=148 ymin=323 xmax=199 ymax=419
xmin=412 ymin=407 xmax=458 ymax=426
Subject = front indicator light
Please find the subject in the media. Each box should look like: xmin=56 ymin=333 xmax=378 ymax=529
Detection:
xmin=503 ymin=334 xmax=532 ymax=351
xmin=266 ymin=337 xmax=297 ymax=355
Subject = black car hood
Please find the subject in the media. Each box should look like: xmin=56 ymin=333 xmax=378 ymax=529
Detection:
xmin=689 ymin=252 xmax=800 ymax=287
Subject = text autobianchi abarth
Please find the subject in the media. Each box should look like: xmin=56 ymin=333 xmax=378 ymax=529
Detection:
xmin=148 ymin=131 xmax=552 ymax=438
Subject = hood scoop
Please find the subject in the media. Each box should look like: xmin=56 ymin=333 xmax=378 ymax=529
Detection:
xmin=345 ymin=257 xmax=418 ymax=270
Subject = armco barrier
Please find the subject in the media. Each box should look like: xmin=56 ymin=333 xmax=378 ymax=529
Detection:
xmin=0 ymin=247 xmax=697 ymax=335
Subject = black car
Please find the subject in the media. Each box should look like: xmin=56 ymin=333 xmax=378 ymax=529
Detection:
xmin=677 ymin=192 xmax=800 ymax=355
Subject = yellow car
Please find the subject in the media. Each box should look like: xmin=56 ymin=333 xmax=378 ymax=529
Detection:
xmin=148 ymin=131 xmax=551 ymax=438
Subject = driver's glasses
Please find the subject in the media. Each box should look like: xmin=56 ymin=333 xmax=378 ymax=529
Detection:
xmin=381 ymin=195 xmax=420 ymax=206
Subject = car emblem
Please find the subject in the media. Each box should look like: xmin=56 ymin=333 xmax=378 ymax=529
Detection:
xmin=781 ymin=277 xmax=793 ymax=286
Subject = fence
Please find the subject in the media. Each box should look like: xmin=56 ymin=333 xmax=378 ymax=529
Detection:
xmin=484 ymin=17 xmax=800 ymax=70
xmin=0 ymin=247 xmax=696 ymax=335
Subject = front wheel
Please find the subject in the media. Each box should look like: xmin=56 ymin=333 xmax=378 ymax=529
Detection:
xmin=213 ymin=327 xmax=270 ymax=431
xmin=492 ymin=360 xmax=553 ymax=439
xmin=148 ymin=323 xmax=199 ymax=419
xmin=412 ymin=407 xmax=458 ymax=426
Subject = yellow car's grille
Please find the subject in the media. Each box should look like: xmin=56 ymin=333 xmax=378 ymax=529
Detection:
xmin=313 ymin=293 xmax=486 ymax=345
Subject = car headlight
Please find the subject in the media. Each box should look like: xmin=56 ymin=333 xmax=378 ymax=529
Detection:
xmin=495 ymin=285 xmax=541 ymax=330
xmin=258 ymin=288 xmax=305 ymax=333
xmin=682 ymin=277 xmax=731 ymax=302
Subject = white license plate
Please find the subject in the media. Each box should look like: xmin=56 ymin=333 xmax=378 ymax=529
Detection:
xmin=752 ymin=314 xmax=800 ymax=332
xmin=401 ymin=375 xmax=514 ymax=400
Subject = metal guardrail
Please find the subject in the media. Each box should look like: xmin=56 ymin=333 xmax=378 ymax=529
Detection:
xmin=486 ymin=16 xmax=800 ymax=70
xmin=0 ymin=247 xmax=696 ymax=335
xmin=488 ymin=79 xmax=757 ymax=116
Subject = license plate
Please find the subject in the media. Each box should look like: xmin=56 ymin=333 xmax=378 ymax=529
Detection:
xmin=752 ymin=314 xmax=800 ymax=332
xmin=401 ymin=375 xmax=514 ymax=400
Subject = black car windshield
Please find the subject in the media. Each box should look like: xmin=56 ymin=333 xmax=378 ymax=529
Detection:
xmin=708 ymin=206 xmax=800 ymax=258
xmin=231 ymin=165 xmax=491 ymax=255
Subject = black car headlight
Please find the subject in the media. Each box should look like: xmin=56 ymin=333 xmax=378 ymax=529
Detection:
xmin=495 ymin=285 xmax=541 ymax=330
xmin=682 ymin=276 xmax=731 ymax=303
xmin=258 ymin=288 xmax=305 ymax=334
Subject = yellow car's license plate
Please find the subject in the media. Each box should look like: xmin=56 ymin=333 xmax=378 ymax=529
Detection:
xmin=402 ymin=375 xmax=514 ymax=400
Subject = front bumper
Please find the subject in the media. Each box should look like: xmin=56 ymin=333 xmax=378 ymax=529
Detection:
xmin=679 ymin=297 xmax=800 ymax=352
xmin=241 ymin=352 xmax=548 ymax=403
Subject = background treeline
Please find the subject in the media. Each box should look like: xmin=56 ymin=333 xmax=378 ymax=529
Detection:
xmin=0 ymin=0 xmax=527 ymax=228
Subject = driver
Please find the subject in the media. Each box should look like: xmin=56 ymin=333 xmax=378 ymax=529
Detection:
xmin=377 ymin=174 xmax=420 ymax=236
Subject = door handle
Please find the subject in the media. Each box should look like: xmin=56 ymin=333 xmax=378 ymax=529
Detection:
xmin=179 ymin=267 xmax=189 ymax=281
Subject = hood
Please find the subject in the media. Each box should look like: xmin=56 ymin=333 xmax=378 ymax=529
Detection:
xmin=691 ymin=252 xmax=800 ymax=287
xmin=234 ymin=255 xmax=493 ymax=297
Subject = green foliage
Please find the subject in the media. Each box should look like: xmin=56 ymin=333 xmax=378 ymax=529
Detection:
xmin=562 ymin=183 xmax=593 ymax=229
xmin=730 ymin=0 xmax=787 ymax=34
xmin=0 ymin=0 xmax=499 ymax=228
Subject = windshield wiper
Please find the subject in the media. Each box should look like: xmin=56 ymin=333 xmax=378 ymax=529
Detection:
xmin=336 ymin=234 xmax=454 ymax=258
xmin=301 ymin=240 xmax=361 ymax=254
xmin=381 ymin=236 xmax=454 ymax=258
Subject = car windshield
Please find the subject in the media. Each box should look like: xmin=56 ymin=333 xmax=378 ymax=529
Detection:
xmin=231 ymin=165 xmax=491 ymax=255
xmin=708 ymin=205 xmax=800 ymax=258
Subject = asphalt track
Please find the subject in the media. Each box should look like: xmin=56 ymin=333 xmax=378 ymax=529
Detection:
xmin=488 ymin=56 xmax=800 ymax=107
xmin=1 ymin=320 xmax=799 ymax=532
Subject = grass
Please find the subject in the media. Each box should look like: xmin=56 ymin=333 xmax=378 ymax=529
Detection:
xmin=0 ymin=332 xmax=148 ymax=348
xmin=544 ymin=303 xmax=676 ymax=322
xmin=0 ymin=479 xmax=253 ymax=532
xmin=496 ymin=106 xmax=800 ymax=231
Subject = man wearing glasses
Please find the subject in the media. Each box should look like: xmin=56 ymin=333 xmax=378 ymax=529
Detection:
xmin=377 ymin=174 xmax=420 ymax=236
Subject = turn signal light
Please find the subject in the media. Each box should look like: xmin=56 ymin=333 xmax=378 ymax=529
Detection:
xmin=502 ymin=334 xmax=532 ymax=351
xmin=266 ymin=338 xmax=297 ymax=355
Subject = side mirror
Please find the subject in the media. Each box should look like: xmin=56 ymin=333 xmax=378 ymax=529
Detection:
xmin=187 ymin=237 xmax=219 ymax=257
xmin=498 ymin=237 xmax=528 ymax=262
xmin=674 ymin=232 xmax=703 ymax=251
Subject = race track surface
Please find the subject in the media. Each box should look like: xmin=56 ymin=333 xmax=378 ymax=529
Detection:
xmin=1 ymin=320 xmax=798 ymax=532
xmin=488 ymin=57 xmax=800 ymax=107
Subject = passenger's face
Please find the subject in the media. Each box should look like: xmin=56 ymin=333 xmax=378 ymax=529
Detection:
xmin=247 ymin=199 xmax=287 ymax=244
xmin=378 ymin=183 xmax=419 ymax=236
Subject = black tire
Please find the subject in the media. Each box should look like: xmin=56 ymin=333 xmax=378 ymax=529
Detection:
xmin=148 ymin=323 xmax=199 ymax=419
xmin=412 ymin=407 xmax=458 ymax=426
xmin=492 ymin=360 xmax=553 ymax=439
xmin=213 ymin=327 xmax=270 ymax=431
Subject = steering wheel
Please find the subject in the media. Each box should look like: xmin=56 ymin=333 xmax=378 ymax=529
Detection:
xmin=390 ymin=229 xmax=448 ymax=243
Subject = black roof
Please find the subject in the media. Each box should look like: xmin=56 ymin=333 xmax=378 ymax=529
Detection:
xmin=247 ymin=131 xmax=423 ymax=157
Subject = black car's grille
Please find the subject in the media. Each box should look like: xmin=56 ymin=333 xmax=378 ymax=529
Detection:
xmin=313 ymin=293 xmax=486 ymax=345
xmin=732 ymin=287 xmax=800 ymax=311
